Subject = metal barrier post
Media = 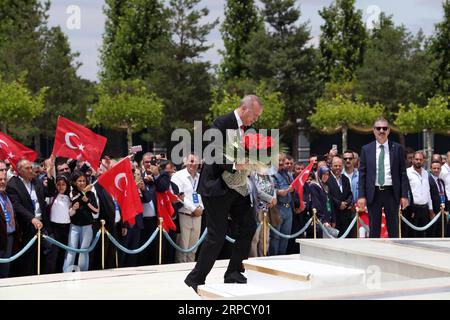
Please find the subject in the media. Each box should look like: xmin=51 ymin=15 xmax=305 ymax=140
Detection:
xmin=313 ymin=208 xmax=317 ymax=239
xmin=37 ymin=228 xmax=41 ymax=275
xmin=159 ymin=217 xmax=163 ymax=265
xmin=101 ymin=220 xmax=105 ymax=270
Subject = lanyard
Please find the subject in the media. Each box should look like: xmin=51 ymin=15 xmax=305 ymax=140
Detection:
xmin=0 ymin=195 xmax=10 ymax=223
xmin=191 ymin=175 xmax=198 ymax=191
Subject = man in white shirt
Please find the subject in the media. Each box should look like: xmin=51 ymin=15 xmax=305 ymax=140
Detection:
xmin=406 ymin=151 xmax=433 ymax=237
xmin=171 ymin=154 xmax=204 ymax=263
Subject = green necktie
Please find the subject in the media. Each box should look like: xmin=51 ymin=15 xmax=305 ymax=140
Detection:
xmin=378 ymin=145 xmax=385 ymax=186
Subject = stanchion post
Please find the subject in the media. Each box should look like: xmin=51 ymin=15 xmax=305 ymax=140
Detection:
xmin=355 ymin=209 xmax=359 ymax=238
xmin=313 ymin=208 xmax=317 ymax=239
xmin=159 ymin=217 xmax=163 ymax=265
xmin=37 ymin=228 xmax=41 ymax=275
xmin=441 ymin=204 xmax=446 ymax=238
xmin=101 ymin=219 xmax=105 ymax=270
xmin=263 ymin=211 xmax=268 ymax=257
xmin=398 ymin=207 xmax=402 ymax=239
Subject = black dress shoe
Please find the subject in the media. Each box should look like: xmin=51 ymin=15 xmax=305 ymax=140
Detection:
xmin=184 ymin=277 xmax=203 ymax=293
xmin=224 ymin=271 xmax=247 ymax=284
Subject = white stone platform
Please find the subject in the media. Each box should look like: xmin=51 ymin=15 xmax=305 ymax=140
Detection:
xmin=2 ymin=238 xmax=450 ymax=300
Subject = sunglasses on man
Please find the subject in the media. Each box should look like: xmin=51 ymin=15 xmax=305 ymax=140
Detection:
xmin=375 ymin=126 xmax=389 ymax=131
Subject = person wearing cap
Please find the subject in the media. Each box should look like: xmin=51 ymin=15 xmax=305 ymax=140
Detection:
xmin=358 ymin=117 xmax=409 ymax=238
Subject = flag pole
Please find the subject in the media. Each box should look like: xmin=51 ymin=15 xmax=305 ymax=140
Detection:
xmin=355 ymin=208 xmax=359 ymax=238
xmin=398 ymin=207 xmax=402 ymax=239
xmin=441 ymin=204 xmax=445 ymax=238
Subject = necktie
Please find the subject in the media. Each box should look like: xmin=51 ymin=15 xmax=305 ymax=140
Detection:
xmin=378 ymin=145 xmax=385 ymax=186
xmin=1 ymin=193 xmax=15 ymax=229
xmin=437 ymin=179 xmax=444 ymax=195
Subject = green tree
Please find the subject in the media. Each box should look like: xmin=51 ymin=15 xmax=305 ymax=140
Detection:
xmin=309 ymin=93 xmax=383 ymax=151
xmin=244 ymin=0 xmax=322 ymax=156
xmin=0 ymin=75 xmax=46 ymax=142
xmin=208 ymin=82 xmax=285 ymax=130
xmin=355 ymin=14 xmax=434 ymax=121
xmin=220 ymin=0 xmax=262 ymax=80
xmin=89 ymin=80 xmax=164 ymax=149
xmin=429 ymin=0 xmax=450 ymax=96
xmin=100 ymin=0 xmax=170 ymax=81
xmin=395 ymin=96 xmax=450 ymax=162
xmin=319 ymin=0 xmax=366 ymax=82
xmin=147 ymin=0 xmax=217 ymax=142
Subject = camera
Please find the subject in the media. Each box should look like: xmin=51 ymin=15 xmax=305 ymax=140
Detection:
xmin=150 ymin=156 xmax=158 ymax=166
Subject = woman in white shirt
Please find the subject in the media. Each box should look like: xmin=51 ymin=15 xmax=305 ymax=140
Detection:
xmin=46 ymin=174 xmax=73 ymax=273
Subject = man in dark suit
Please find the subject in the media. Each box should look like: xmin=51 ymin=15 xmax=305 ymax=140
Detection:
xmin=327 ymin=156 xmax=354 ymax=237
xmin=358 ymin=118 xmax=409 ymax=238
xmin=184 ymin=95 xmax=263 ymax=293
xmin=6 ymin=159 xmax=54 ymax=276
xmin=429 ymin=161 xmax=449 ymax=237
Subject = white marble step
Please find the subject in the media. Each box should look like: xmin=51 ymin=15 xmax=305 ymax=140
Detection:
xmin=198 ymin=255 xmax=365 ymax=298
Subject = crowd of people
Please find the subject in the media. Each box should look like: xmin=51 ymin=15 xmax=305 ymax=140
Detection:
xmin=0 ymin=130 xmax=449 ymax=279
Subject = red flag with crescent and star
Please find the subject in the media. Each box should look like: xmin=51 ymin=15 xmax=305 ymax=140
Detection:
xmin=52 ymin=116 xmax=107 ymax=170
xmin=0 ymin=132 xmax=37 ymax=170
xmin=97 ymin=158 xmax=143 ymax=226
xmin=291 ymin=161 xmax=314 ymax=211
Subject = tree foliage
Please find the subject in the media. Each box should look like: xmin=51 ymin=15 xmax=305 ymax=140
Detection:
xmin=429 ymin=0 xmax=450 ymax=96
xmin=89 ymin=80 xmax=164 ymax=149
xmin=355 ymin=14 xmax=434 ymax=120
xmin=395 ymin=95 xmax=450 ymax=134
xmin=208 ymin=82 xmax=285 ymax=130
xmin=220 ymin=0 xmax=262 ymax=80
xmin=0 ymin=75 xmax=46 ymax=139
xmin=319 ymin=0 xmax=366 ymax=82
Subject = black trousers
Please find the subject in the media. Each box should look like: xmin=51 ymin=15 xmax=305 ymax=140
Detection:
xmin=45 ymin=222 xmax=70 ymax=274
xmin=335 ymin=209 xmax=356 ymax=238
xmin=368 ymin=188 xmax=399 ymax=238
xmin=186 ymin=190 xmax=256 ymax=285
xmin=411 ymin=204 xmax=429 ymax=238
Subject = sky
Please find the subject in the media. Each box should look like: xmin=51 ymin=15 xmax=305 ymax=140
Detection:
xmin=47 ymin=0 xmax=446 ymax=82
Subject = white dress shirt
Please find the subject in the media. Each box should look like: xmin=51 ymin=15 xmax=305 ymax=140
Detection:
xmin=19 ymin=176 xmax=42 ymax=219
xmin=440 ymin=163 xmax=450 ymax=199
xmin=375 ymin=140 xmax=392 ymax=186
xmin=50 ymin=194 xmax=71 ymax=224
xmin=171 ymin=168 xmax=204 ymax=215
xmin=407 ymin=167 xmax=432 ymax=209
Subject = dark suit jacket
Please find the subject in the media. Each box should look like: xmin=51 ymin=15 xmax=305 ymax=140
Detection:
xmin=0 ymin=196 xmax=18 ymax=251
xmin=197 ymin=111 xmax=238 ymax=197
xmin=429 ymin=175 xmax=448 ymax=214
xmin=309 ymin=182 xmax=335 ymax=224
xmin=6 ymin=176 xmax=54 ymax=235
xmin=327 ymin=174 xmax=353 ymax=213
xmin=358 ymin=140 xmax=408 ymax=205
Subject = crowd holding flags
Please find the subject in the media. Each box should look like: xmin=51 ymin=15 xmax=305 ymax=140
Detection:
xmin=0 ymin=116 xmax=142 ymax=227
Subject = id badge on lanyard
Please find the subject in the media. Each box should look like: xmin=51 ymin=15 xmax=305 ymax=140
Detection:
xmin=192 ymin=192 xmax=200 ymax=205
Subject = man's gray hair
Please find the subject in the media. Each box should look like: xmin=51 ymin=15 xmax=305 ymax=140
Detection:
xmin=240 ymin=95 xmax=263 ymax=110
xmin=373 ymin=116 xmax=389 ymax=127
xmin=16 ymin=159 xmax=29 ymax=171
xmin=142 ymin=152 xmax=153 ymax=158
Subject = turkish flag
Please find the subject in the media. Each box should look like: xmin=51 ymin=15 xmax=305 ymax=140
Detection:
xmin=97 ymin=158 xmax=143 ymax=226
xmin=0 ymin=132 xmax=37 ymax=170
xmin=156 ymin=191 xmax=178 ymax=232
xmin=291 ymin=161 xmax=314 ymax=211
xmin=52 ymin=116 xmax=107 ymax=170
xmin=357 ymin=206 xmax=388 ymax=238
